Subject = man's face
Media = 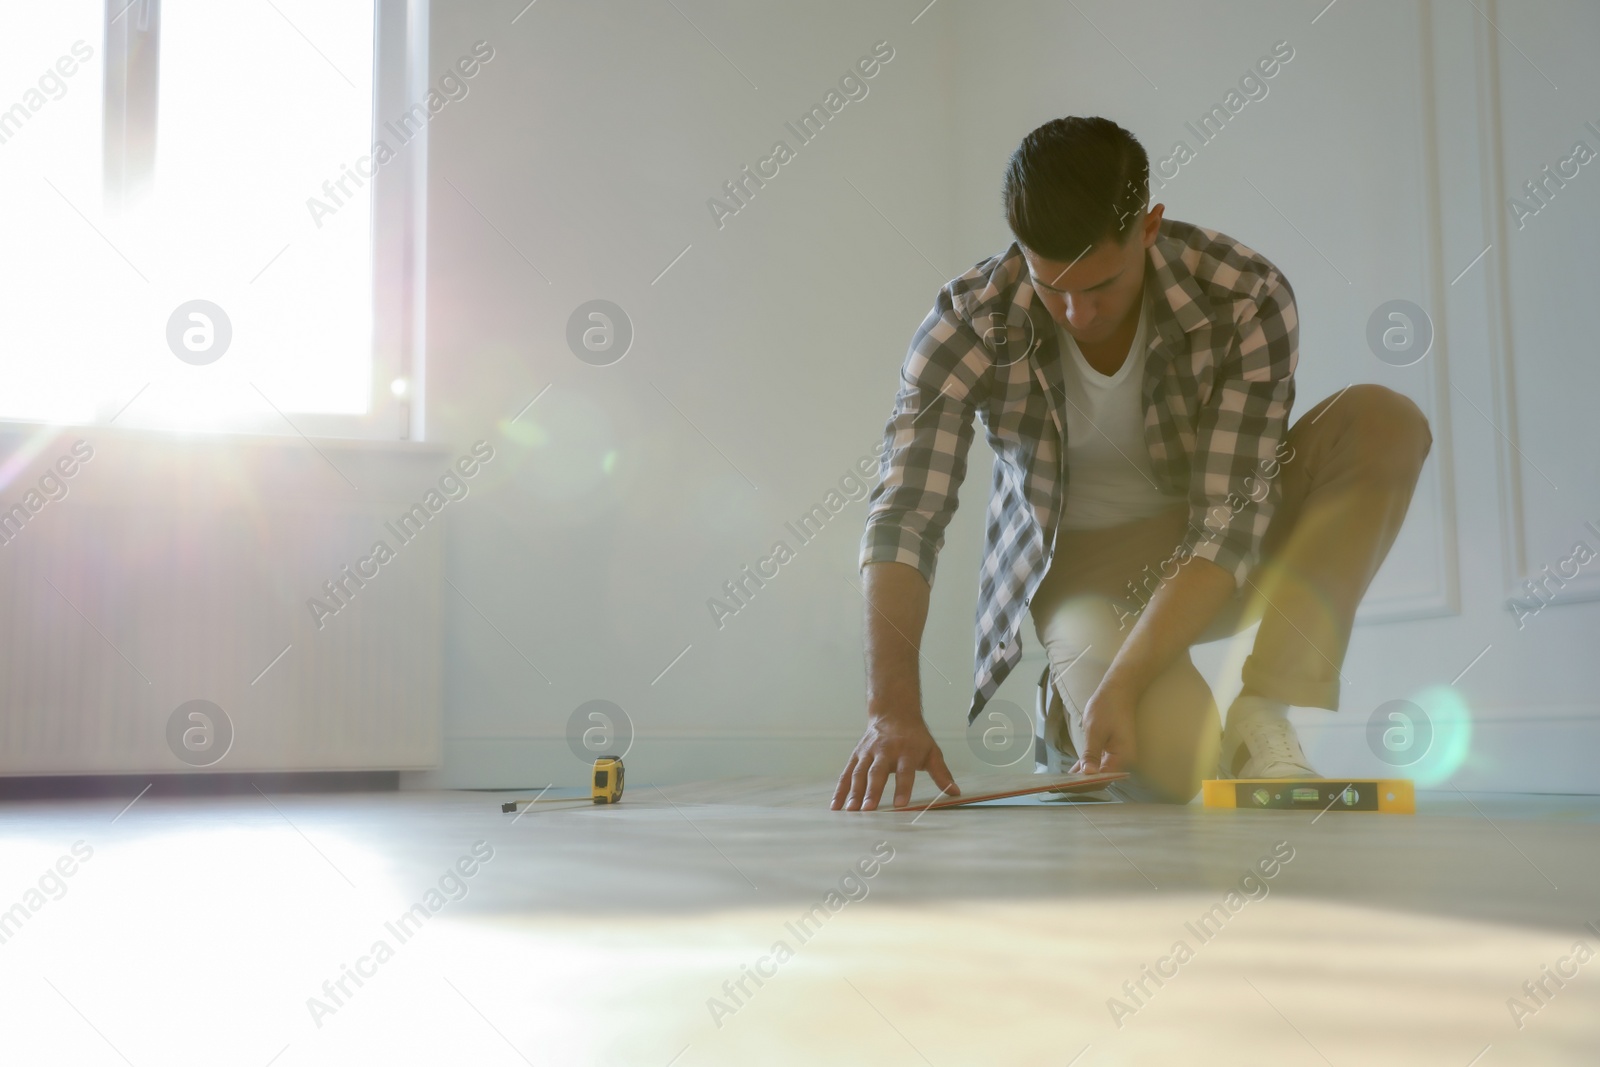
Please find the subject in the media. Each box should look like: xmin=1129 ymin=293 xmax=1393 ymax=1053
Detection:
xmin=1022 ymin=203 xmax=1163 ymax=344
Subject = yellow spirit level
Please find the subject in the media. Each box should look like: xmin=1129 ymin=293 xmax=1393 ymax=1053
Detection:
xmin=1202 ymin=777 xmax=1414 ymax=814
xmin=591 ymin=755 xmax=624 ymax=804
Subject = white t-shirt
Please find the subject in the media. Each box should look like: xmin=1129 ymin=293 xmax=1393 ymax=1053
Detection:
xmin=1057 ymin=299 xmax=1183 ymax=530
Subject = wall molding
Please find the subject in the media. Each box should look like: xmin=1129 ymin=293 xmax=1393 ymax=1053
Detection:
xmin=1355 ymin=0 xmax=1462 ymax=627
xmin=1474 ymin=0 xmax=1600 ymax=615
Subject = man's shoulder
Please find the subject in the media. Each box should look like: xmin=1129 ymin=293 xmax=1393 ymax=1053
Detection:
xmin=941 ymin=243 xmax=1029 ymax=322
xmin=1157 ymin=217 xmax=1295 ymax=308
xmin=941 ymin=220 xmax=1296 ymax=318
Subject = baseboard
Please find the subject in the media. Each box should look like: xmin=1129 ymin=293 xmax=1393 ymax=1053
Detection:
xmin=0 ymin=770 xmax=400 ymax=800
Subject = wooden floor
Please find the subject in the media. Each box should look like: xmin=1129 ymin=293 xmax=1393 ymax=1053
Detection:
xmin=1 ymin=778 xmax=1598 ymax=1065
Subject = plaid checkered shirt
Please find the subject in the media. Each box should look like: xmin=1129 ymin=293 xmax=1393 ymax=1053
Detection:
xmin=859 ymin=217 xmax=1299 ymax=725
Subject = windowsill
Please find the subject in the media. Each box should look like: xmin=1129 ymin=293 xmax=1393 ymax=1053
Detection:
xmin=0 ymin=422 xmax=462 ymax=507
xmin=0 ymin=420 xmax=444 ymax=449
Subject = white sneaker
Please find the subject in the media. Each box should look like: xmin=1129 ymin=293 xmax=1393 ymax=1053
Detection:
xmin=1217 ymin=709 xmax=1318 ymax=779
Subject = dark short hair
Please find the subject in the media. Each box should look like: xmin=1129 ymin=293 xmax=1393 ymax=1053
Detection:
xmin=1002 ymin=116 xmax=1149 ymax=261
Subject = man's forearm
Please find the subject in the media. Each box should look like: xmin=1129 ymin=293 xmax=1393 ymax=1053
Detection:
xmin=1101 ymin=556 xmax=1237 ymax=698
xmin=861 ymin=561 xmax=930 ymax=722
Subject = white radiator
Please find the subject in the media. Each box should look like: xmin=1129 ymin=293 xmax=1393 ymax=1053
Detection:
xmin=0 ymin=427 xmax=446 ymax=775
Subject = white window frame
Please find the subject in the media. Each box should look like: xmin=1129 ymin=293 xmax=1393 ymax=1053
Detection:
xmin=71 ymin=0 xmax=430 ymax=442
xmin=370 ymin=0 xmax=430 ymax=442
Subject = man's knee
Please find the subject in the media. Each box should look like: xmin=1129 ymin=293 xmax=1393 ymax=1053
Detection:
xmin=1334 ymin=384 xmax=1433 ymax=473
xmin=1131 ymin=721 xmax=1219 ymax=805
xmin=1133 ymin=766 xmax=1204 ymax=805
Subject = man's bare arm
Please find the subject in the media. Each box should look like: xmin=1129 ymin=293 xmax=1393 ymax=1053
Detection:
xmin=831 ymin=561 xmax=960 ymax=811
xmin=861 ymin=560 xmax=928 ymax=718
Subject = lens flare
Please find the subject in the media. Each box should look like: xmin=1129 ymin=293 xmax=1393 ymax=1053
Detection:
xmin=1404 ymin=684 xmax=1474 ymax=786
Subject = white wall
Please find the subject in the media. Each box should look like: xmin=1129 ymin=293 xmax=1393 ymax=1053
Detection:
xmin=416 ymin=0 xmax=1600 ymax=793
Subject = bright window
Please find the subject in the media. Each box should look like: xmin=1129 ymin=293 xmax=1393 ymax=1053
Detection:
xmin=0 ymin=0 xmax=416 ymax=438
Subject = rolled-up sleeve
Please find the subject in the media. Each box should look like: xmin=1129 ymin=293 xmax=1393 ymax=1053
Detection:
xmin=1186 ymin=269 xmax=1297 ymax=586
xmin=859 ymin=286 xmax=989 ymax=588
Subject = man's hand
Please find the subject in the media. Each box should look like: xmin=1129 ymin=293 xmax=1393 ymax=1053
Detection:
xmin=838 ymin=561 xmax=958 ymax=810
xmin=1070 ymin=556 xmax=1237 ymax=775
xmin=1071 ymin=684 xmax=1138 ymax=774
xmin=831 ymin=716 xmax=959 ymax=811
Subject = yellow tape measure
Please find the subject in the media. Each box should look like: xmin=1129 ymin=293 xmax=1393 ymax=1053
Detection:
xmin=500 ymin=756 xmax=625 ymax=813
xmin=590 ymin=755 xmax=624 ymax=804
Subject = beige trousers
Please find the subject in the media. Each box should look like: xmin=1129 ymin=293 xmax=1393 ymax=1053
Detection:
xmin=1027 ymin=384 xmax=1433 ymax=803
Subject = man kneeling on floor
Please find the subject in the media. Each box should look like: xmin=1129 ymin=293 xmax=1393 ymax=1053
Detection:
xmin=832 ymin=115 xmax=1432 ymax=811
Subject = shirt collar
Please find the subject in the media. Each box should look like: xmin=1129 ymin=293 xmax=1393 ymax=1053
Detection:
xmin=975 ymin=219 xmax=1223 ymax=357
